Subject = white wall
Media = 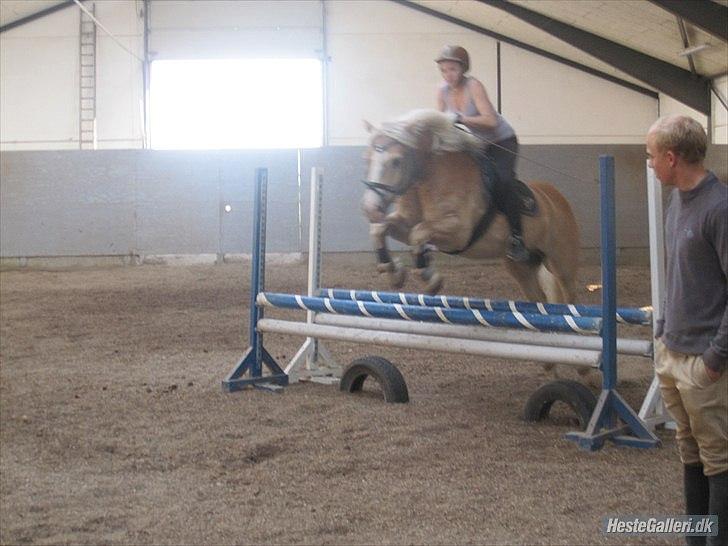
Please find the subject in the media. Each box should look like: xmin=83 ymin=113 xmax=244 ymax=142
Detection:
xmin=4 ymin=0 xmax=711 ymax=151
xmin=0 ymin=1 xmax=144 ymax=151
xmin=658 ymin=93 xmax=708 ymax=130
xmin=502 ymin=45 xmax=657 ymax=144
xmin=712 ymin=75 xmax=728 ymax=145
xmin=326 ymin=0 xmax=498 ymax=145
xmin=149 ymin=0 xmax=321 ymax=59
xmin=326 ymin=1 xmax=658 ymax=145
xmin=1 ymin=6 xmax=80 ymax=150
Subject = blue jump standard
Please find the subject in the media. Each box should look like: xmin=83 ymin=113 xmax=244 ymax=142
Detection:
xmin=564 ymin=155 xmax=659 ymax=450
xmin=320 ymin=288 xmax=652 ymax=325
xmin=222 ymin=168 xmax=287 ymax=393
xmin=257 ymin=292 xmax=602 ymax=334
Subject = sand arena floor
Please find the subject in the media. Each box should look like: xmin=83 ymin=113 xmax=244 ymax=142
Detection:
xmin=1 ymin=257 xmax=683 ymax=545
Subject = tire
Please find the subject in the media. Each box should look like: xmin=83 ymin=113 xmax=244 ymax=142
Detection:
xmin=339 ymin=356 xmax=409 ymax=403
xmin=523 ymin=379 xmax=597 ymax=429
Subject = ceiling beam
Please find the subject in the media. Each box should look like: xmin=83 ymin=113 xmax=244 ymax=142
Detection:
xmin=648 ymin=0 xmax=728 ymax=42
xmin=390 ymin=0 xmax=657 ymax=101
xmin=0 ymin=0 xmax=82 ymax=34
xmin=478 ymin=0 xmax=711 ymax=115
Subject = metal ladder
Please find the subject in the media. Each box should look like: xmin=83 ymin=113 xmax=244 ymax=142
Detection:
xmin=79 ymin=2 xmax=96 ymax=150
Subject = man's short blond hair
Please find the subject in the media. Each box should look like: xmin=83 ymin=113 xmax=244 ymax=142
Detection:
xmin=648 ymin=115 xmax=707 ymax=164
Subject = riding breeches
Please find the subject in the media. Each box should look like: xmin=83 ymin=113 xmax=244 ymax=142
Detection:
xmin=655 ymin=338 xmax=728 ymax=476
xmin=485 ymin=136 xmax=521 ymax=235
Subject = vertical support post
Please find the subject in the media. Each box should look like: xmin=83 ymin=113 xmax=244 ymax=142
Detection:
xmin=565 ymin=156 xmax=660 ymax=450
xmin=248 ymin=168 xmax=267 ymax=377
xmin=222 ymin=168 xmax=288 ymax=392
xmin=305 ymin=168 xmax=324 ymax=368
xmin=284 ymin=167 xmax=340 ymax=383
xmin=639 ymin=163 xmax=673 ymax=427
xmin=600 ymin=156 xmax=618 ymax=393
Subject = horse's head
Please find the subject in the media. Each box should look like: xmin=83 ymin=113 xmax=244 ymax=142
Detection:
xmin=361 ymin=120 xmax=431 ymax=222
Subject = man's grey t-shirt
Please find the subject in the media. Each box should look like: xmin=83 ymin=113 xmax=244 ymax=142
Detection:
xmin=662 ymin=172 xmax=728 ymax=372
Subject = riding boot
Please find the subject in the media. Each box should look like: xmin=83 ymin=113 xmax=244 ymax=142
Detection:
xmin=707 ymin=471 xmax=728 ymax=546
xmin=685 ymin=463 xmax=710 ymax=546
xmin=507 ymin=232 xmax=530 ymax=262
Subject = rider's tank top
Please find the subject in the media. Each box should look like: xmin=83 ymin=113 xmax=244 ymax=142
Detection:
xmin=441 ymin=77 xmax=515 ymax=144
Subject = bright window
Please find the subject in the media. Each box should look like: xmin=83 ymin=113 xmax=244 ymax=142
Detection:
xmin=150 ymin=59 xmax=323 ymax=149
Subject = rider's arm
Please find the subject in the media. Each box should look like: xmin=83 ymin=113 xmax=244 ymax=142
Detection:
xmin=436 ymin=86 xmax=447 ymax=112
xmin=460 ymin=78 xmax=499 ymax=130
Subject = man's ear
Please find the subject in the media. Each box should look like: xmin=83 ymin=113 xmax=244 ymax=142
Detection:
xmin=666 ymin=150 xmax=677 ymax=167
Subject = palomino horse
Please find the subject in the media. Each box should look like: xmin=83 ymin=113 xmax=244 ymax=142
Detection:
xmin=361 ymin=109 xmax=580 ymax=305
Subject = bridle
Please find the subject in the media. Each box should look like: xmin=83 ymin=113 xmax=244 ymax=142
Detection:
xmin=361 ymin=141 xmax=412 ymax=200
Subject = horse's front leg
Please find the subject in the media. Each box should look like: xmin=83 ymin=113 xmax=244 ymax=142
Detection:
xmin=369 ymin=221 xmax=407 ymax=289
xmin=408 ymin=222 xmax=450 ymax=295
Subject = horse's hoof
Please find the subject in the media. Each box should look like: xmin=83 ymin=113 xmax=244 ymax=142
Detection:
xmin=389 ymin=263 xmax=407 ymax=289
xmin=423 ymin=272 xmax=444 ymax=295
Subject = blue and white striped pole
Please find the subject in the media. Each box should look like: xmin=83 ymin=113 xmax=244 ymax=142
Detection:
xmin=319 ymin=289 xmax=651 ymax=325
xmin=257 ymin=292 xmax=603 ymax=334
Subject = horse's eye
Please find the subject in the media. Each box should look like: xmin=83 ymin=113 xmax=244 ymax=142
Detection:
xmin=391 ymin=158 xmax=401 ymax=169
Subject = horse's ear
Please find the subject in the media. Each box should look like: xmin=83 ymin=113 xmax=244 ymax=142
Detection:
xmin=363 ymin=120 xmax=375 ymax=133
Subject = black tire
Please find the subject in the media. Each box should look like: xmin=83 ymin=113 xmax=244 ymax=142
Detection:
xmin=523 ymin=379 xmax=597 ymax=429
xmin=339 ymin=356 xmax=409 ymax=403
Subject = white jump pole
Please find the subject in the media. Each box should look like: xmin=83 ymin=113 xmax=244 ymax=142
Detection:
xmin=259 ymin=319 xmax=601 ymax=367
xmin=316 ymin=313 xmax=652 ymax=356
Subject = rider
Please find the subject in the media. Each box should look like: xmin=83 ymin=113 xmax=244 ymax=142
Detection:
xmin=435 ymin=45 xmax=530 ymax=262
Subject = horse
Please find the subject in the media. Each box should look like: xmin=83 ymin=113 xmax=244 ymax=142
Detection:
xmin=360 ymin=109 xmax=581 ymax=306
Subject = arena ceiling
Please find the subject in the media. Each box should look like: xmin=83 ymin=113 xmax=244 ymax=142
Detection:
xmin=1 ymin=0 xmax=726 ymax=114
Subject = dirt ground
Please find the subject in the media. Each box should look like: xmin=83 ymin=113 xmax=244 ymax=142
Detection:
xmin=1 ymin=256 xmax=685 ymax=545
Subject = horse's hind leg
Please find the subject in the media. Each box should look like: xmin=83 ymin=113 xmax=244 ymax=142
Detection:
xmin=503 ymin=260 xmax=548 ymax=303
xmin=503 ymin=260 xmax=563 ymax=376
xmin=541 ymin=255 xmax=578 ymax=303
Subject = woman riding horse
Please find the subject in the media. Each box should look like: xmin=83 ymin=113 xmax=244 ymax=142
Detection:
xmin=435 ymin=45 xmax=529 ymax=262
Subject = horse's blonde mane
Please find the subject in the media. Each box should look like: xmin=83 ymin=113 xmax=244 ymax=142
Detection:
xmin=377 ymin=109 xmax=483 ymax=154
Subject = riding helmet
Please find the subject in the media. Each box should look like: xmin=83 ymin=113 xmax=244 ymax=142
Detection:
xmin=435 ymin=45 xmax=470 ymax=73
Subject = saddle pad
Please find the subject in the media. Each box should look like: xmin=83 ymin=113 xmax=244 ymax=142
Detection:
xmin=513 ymin=179 xmax=538 ymax=217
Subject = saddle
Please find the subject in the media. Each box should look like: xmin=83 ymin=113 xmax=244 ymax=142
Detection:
xmin=477 ymin=153 xmax=538 ymax=217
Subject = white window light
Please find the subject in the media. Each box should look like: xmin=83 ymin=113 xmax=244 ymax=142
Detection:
xmin=150 ymin=59 xmax=323 ymax=150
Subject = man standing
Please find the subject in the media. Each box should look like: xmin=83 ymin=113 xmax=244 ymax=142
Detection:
xmin=646 ymin=115 xmax=727 ymax=546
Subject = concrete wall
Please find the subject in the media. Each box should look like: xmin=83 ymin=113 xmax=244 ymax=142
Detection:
xmin=3 ymin=145 xmax=726 ymax=261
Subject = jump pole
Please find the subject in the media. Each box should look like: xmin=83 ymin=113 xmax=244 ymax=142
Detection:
xmin=564 ymin=155 xmax=659 ymax=450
